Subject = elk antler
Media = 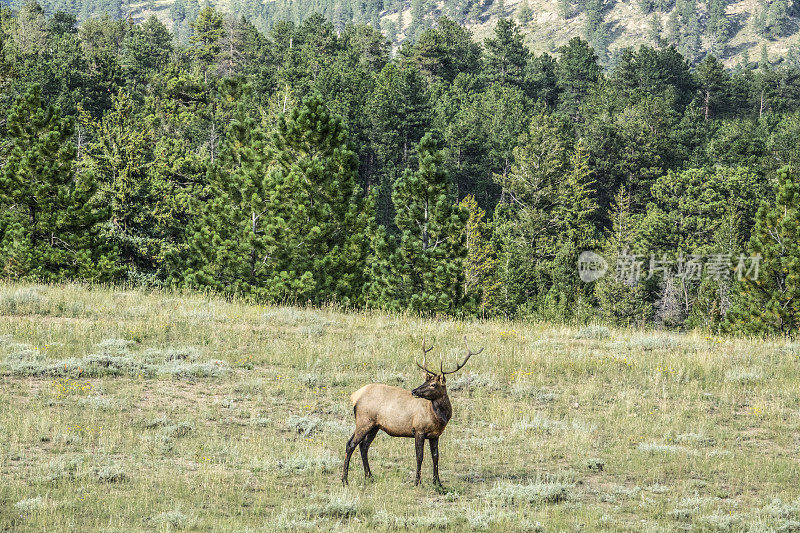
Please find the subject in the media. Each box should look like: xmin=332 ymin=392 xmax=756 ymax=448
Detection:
xmin=442 ymin=336 xmax=483 ymax=375
xmin=416 ymin=337 xmax=436 ymax=374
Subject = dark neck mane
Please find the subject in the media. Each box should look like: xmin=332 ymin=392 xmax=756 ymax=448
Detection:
xmin=431 ymin=394 xmax=452 ymax=425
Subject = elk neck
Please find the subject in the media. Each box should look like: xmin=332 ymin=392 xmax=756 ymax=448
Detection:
xmin=430 ymin=393 xmax=452 ymax=426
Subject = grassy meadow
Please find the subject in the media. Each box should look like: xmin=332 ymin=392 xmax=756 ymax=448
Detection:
xmin=1 ymin=283 xmax=800 ymax=531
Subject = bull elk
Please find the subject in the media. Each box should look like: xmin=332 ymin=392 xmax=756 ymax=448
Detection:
xmin=342 ymin=336 xmax=483 ymax=486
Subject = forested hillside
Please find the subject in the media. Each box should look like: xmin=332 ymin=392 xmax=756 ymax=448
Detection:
xmin=1 ymin=4 xmax=800 ymax=334
xmin=3 ymin=0 xmax=800 ymax=65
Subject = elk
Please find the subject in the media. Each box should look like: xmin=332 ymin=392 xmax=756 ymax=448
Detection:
xmin=342 ymin=336 xmax=483 ymax=486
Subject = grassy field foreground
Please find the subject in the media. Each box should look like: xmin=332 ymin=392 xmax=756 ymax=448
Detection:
xmin=1 ymin=283 xmax=800 ymax=531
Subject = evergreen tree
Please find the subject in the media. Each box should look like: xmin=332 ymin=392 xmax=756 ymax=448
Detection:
xmin=83 ymin=91 xmax=156 ymax=280
xmin=187 ymin=92 xmax=370 ymax=305
xmin=696 ymin=54 xmax=730 ymax=119
xmin=726 ymin=166 xmax=800 ymax=336
xmin=383 ymin=18 xmax=397 ymax=44
xmin=10 ymin=1 xmax=49 ymax=55
xmin=190 ymin=6 xmax=224 ymax=79
xmin=484 ymin=18 xmax=530 ymax=91
xmin=408 ymin=0 xmax=432 ymax=40
xmin=366 ymin=61 xmax=430 ymax=200
xmin=517 ymin=0 xmax=533 ymax=24
xmin=558 ymin=0 xmax=571 ymax=19
xmin=583 ymin=0 xmax=609 ymax=62
xmin=665 ymin=9 xmax=680 ymax=45
xmin=461 ymin=194 xmax=501 ymax=315
xmin=555 ymin=37 xmax=601 ymax=121
xmin=707 ymin=0 xmax=731 ymax=55
xmin=760 ymin=0 xmax=791 ymax=39
xmin=648 ymin=13 xmax=662 ymax=46
xmin=686 ymin=204 xmax=742 ymax=331
xmin=366 ymin=133 xmax=468 ymax=314
xmin=595 ymin=187 xmax=653 ymax=326
xmin=0 ymin=86 xmax=116 ymax=280
xmin=493 ymin=113 xmax=599 ymax=319
xmin=559 ymin=142 xmax=598 ymax=248
xmin=122 ymin=16 xmax=173 ymax=87
xmin=412 ymin=17 xmax=481 ymax=84
xmin=522 ymin=55 xmax=556 ymax=107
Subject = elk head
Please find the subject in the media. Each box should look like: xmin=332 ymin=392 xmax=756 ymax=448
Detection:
xmin=411 ymin=336 xmax=483 ymax=400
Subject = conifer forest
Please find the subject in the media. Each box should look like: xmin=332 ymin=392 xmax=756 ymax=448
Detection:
xmin=2 ymin=2 xmax=800 ymax=335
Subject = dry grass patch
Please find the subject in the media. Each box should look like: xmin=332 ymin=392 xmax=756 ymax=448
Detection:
xmin=2 ymin=282 xmax=800 ymax=530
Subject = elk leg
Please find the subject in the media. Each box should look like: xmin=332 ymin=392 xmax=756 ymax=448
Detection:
xmin=414 ymin=433 xmax=425 ymax=486
xmin=359 ymin=427 xmax=379 ymax=479
xmin=343 ymin=428 xmax=371 ymax=485
xmin=429 ymin=437 xmax=441 ymax=486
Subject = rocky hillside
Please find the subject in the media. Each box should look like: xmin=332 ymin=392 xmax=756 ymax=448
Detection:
xmin=3 ymin=0 xmax=799 ymax=66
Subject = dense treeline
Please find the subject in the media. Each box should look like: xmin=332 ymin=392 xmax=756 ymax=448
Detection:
xmin=1 ymin=4 xmax=800 ymax=334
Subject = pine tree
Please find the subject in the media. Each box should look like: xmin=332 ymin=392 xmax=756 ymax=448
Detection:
xmin=558 ymin=141 xmax=598 ymax=248
xmin=122 ymin=16 xmax=173 ymax=86
xmin=412 ymin=17 xmax=482 ymax=84
xmin=707 ymin=0 xmax=731 ymax=54
xmin=484 ymin=18 xmax=530 ymax=90
xmin=460 ymin=194 xmax=501 ymax=315
xmin=82 ymin=90 xmax=156 ymax=280
xmin=383 ymin=19 xmax=398 ymax=44
xmin=10 ymin=1 xmax=49 ymax=55
xmin=0 ymin=86 xmax=116 ymax=281
xmin=555 ymin=37 xmax=601 ymax=121
xmin=517 ymin=0 xmax=533 ymax=24
xmin=183 ymin=92 xmax=270 ymax=296
xmin=583 ymin=0 xmax=608 ymax=62
xmin=190 ymin=6 xmax=224 ymax=79
xmin=686 ymin=203 xmax=742 ymax=331
xmin=726 ymin=166 xmax=800 ymax=336
xmin=366 ymin=61 xmax=430 ymax=208
xmin=665 ymin=9 xmax=680 ymax=45
xmin=170 ymin=0 xmax=187 ymax=22
xmin=366 ymin=133 xmax=468 ymax=314
xmin=696 ymin=54 xmax=730 ymax=119
xmin=492 ymin=114 xmax=599 ymax=319
xmin=186 ymin=92 xmax=370 ymax=305
xmin=558 ymin=0 xmax=571 ymax=19
xmin=762 ymin=0 xmax=791 ymax=39
xmin=408 ymin=0 xmax=432 ymax=41
xmin=648 ymin=13 xmax=662 ymax=46
xmin=594 ymin=187 xmax=653 ymax=326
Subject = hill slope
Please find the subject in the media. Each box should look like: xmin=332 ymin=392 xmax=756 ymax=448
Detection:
xmin=5 ymin=0 xmax=800 ymax=65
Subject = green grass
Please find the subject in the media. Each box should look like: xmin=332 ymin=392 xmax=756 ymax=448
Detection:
xmin=1 ymin=282 xmax=800 ymax=530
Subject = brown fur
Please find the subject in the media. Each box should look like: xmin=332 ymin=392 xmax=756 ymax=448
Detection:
xmin=350 ymin=381 xmax=451 ymax=438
